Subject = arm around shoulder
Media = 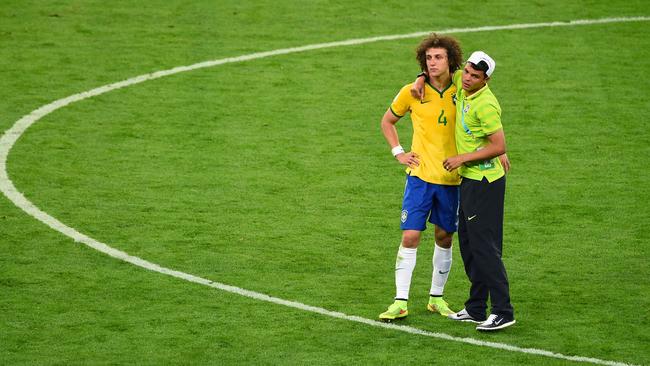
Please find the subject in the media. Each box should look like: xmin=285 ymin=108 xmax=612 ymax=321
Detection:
xmin=410 ymin=73 xmax=427 ymax=100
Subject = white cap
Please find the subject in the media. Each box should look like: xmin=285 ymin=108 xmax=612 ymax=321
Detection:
xmin=467 ymin=51 xmax=496 ymax=77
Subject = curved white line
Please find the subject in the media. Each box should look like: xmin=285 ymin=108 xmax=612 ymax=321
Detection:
xmin=1 ymin=17 xmax=647 ymax=366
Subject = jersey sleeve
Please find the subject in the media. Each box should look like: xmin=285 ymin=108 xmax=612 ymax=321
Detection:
xmin=475 ymin=101 xmax=502 ymax=135
xmin=389 ymin=84 xmax=413 ymax=117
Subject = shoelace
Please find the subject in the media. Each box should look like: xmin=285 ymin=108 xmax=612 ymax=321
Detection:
xmin=484 ymin=314 xmax=498 ymax=324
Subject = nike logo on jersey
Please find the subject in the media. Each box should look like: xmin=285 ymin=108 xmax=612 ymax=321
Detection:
xmin=420 ymin=100 xmax=431 ymax=104
xmin=468 ymin=215 xmax=477 ymax=221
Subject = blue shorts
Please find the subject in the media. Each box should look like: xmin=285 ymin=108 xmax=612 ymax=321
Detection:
xmin=400 ymin=174 xmax=459 ymax=233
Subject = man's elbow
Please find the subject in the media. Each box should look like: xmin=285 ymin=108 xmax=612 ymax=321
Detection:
xmin=489 ymin=131 xmax=506 ymax=155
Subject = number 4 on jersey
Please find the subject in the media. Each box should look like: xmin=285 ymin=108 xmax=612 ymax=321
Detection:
xmin=438 ymin=109 xmax=447 ymax=126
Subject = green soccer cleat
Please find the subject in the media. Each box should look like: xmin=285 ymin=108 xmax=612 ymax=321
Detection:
xmin=379 ymin=300 xmax=408 ymax=322
xmin=427 ymin=297 xmax=455 ymax=317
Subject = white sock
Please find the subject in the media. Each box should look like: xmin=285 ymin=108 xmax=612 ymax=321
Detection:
xmin=430 ymin=243 xmax=452 ymax=296
xmin=395 ymin=245 xmax=417 ymax=300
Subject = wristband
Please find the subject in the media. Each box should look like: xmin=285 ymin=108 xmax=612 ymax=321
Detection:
xmin=416 ymin=71 xmax=428 ymax=81
xmin=391 ymin=145 xmax=405 ymax=156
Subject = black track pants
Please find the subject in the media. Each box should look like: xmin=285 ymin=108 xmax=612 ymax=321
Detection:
xmin=458 ymin=176 xmax=514 ymax=320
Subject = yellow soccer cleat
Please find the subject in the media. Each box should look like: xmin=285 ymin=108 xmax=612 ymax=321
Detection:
xmin=379 ymin=300 xmax=408 ymax=322
xmin=427 ymin=297 xmax=455 ymax=317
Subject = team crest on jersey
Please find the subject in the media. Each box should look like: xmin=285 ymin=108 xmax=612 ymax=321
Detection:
xmin=401 ymin=210 xmax=408 ymax=223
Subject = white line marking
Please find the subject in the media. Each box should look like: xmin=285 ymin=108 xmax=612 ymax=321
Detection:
xmin=1 ymin=17 xmax=647 ymax=366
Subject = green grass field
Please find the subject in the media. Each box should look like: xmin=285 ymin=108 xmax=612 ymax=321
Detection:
xmin=1 ymin=1 xmax=649 ymax=365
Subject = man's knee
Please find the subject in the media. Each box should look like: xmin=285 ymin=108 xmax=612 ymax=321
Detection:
xmin=434 ymin=227 xmax=453 ymax=248
xmin=401 ymin=230 xmax=422 ymax=248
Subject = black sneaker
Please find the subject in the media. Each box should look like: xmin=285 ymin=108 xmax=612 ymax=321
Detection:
xmin=447 ymin=308 xmax=485 ymax=323
xmin=476 ymin=314 xmax=516 ymax=331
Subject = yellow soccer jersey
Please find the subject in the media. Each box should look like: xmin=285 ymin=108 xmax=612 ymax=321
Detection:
xmin=390 ymin=81 xmax=460 ymax=186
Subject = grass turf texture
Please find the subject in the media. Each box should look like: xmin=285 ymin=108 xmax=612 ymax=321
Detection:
xmin=1 ymin=1 xmax=649 ymax=365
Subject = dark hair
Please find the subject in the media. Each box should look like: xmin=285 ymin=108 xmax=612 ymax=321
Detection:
xmin=415 ymin=33 xmax=463 ymax=74
xmin=469 ymin=60 xmax=490 ymax=77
